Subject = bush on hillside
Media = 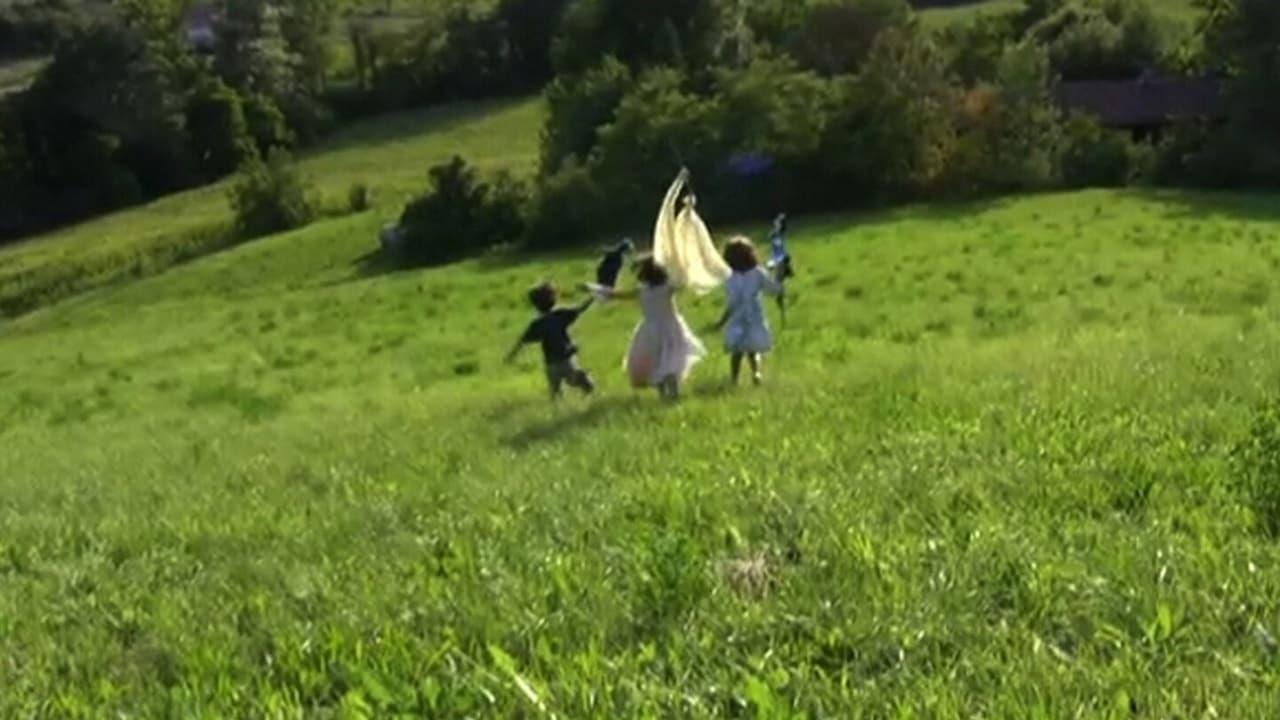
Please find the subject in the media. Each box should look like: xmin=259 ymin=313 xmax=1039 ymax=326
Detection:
xmin=242 ymin=93 xmax=295 ymax=157
xmin=945 ymin=42 xmax=1062 ymax=195
xmin=348 ymin=182 xmax=371 ymax=213
xmin=229 ymin=148 xmax=317 ymax=239
xmin=185 ymin=79 xmax=257 ymax=179
xmin=818 ymin=27 xmax=957 ymax=204
xmin=528 ymin=56 xmax=837 ymax=247
xmin=551 ymin=0 xmax=722 ymax=77
xmin=940 ymin=14 xmax=1020 ymax=85
xmin=524 ymin=160 xmax=613 ymax=250
xmin=789 ymin=0 xmax=911 ymax=77
xmin=1030 ymin=0 xmax=1166 ymax=81
xmin=587 ymin=68 xmax=723 ymax=222
xmin=540 ymin=57 xmax=635 ymax=176
xmin=1059 ymin=114 xmax=1136 ymax=188
xmin=395 ymin=156 xmax=527 ymax=267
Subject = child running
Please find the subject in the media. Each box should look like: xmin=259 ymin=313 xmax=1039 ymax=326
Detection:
xmin=715 ymin=236 xmax=783 ymax=385
xmin=506 ymin=282 xmax=596 ymax=400
xmin=594 ymin=256 xmax=706 ymax=401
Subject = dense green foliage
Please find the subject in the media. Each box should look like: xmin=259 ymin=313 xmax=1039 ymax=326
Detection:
xmin=395 ymin=156 xmax=527 ymax=267
xmin=0 ymin=97 xmax=540 ymax=319
xmin=229 ymin=148 xmax=318 ymax=240
xmin=7 ymin=188 xmax=1280 ymax=714
xmin=0 ymin=0 xmax=1245 ymax=256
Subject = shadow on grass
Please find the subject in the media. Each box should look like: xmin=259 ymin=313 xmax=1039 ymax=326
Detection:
xmin=351 ymin=249 xmax=403 ymax=279
xmin=1125 ymin=188 xmax=1280 ymax=223
xmin=503 ymin=395 xmax=650 ymax=449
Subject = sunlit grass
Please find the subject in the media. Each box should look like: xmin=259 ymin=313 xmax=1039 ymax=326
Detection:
xmin=0 ymin=96 xmax=543 ymax=317
xmin=3 ymin=187 xmax=1280 ymax=715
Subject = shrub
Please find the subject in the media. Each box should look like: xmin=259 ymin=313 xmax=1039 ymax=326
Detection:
xmin=1059 ymin=114 xmax=1134 ymax=188
xmin=229 ymin=148 xmax=317 ymax=239
xmin=551 ymin=0 xmax=721 ymax=76
xmin=348 ymin=183 xmax=371 ymax=213
xmin=588 ymin=68 xmax=724 ymax=223
xmin=396 ymin=156 xmax=528 ymax=267
xmin=1030 ymin=0 xmax=1167 ymax=81
xmin=939 ymin=14 xmax=1019 ymax=85
xmin=242 ymin=93 xmax=294 ymax=156
xmin=185 ymin=79 xmax=256 ymax=179
xmin=946 ymin=42 xmax=1062 ymax=195
xmin=789 ymin=0 xmax=910 ymax=76
xmin=524 ymin=160 xmax=613 ymax=250
xmin=819 ymin=28 xmax=957 ymax=204
xmin=540 ymin=57 xmax=634 ymax=176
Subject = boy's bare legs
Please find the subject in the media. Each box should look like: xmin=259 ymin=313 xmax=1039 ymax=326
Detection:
xmin=730 ymin=353 xmax=743 ymax=384
xmin=748 ymin=354 xmax=762 ymax=385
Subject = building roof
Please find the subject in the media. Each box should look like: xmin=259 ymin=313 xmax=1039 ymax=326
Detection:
xmin=1055 ymin=77 xmax=1225 ymax=129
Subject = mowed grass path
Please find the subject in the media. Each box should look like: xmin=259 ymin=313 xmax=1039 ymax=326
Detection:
xmin=0 ymin=97 xmax=542 ymax=317
xmin=5 ymin=187 xmax=1280 ymax=715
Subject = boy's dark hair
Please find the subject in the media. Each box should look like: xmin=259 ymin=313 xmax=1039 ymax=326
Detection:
xmin=723 ymin=236 xmax=759 ymax=273
xmin=635 ymin=255 xmax=669 ymax=287
xmin=528 ymin=282 xmax=557 ymax=313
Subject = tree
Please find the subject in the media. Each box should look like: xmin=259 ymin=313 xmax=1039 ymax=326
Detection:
xmin=1193 ymin=0 xmax=1280 ymax=183
xmin=552 ymin=0 xmax=722 ymax=76
xmin=185 ymin=78 xmax=256 ymax=178
xmin=791 ymin=0 xmax=911 ymax=77
xmin=229 ymin=147 xmax=316 ymax=238
xmin=1029 ymin=0 xmax=1166 ymax=81
xmin=540 ymin=56 xmax=634 ymax=175
xmin=497 ymin=0 xmax=573 ymax=87
xmin=947 ymin=42 xmax=1062 ymax=193
xmin=397 ymin=156 xmax=527 ymax=266
xmin=281 ymin=0 xmax=337 ymax=94
xmin=819 ymin=27 xmax=956 ymax=202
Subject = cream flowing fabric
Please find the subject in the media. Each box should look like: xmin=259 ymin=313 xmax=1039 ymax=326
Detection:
xmin=653 ymin=171 xmax=731 ymax=294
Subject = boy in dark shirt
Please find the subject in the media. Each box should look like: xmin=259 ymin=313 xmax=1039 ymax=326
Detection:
xmin=506 ymin=282 xmax=596 ymax=399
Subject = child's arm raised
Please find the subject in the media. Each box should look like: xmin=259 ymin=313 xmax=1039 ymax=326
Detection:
xmin=580 ymin=282 xmax=638 ymax=301
xmin=759 ymin=267 xmax=784 ymax=296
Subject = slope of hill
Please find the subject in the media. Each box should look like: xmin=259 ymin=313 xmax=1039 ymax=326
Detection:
xmin=4 ymin=184 xmax=1280 ymax=715
xmin=0 ymin=96 xmax=543 ymax=318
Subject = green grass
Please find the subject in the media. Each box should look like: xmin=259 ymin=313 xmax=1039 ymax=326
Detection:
xmin=0 ymin=96 xmax=543 ymax=318
xmin=5 ymin=186 xmax=1280 ymax=715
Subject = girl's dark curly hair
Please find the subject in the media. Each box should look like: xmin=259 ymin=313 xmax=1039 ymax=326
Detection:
xmin=723 ymin=236 xmax=760 ymax=273
xmin=635 ymin=255 xmax=669 ymax=287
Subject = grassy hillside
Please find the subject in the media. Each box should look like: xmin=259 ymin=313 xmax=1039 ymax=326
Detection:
xmin=4 ymin=186 xmax=1280 ymax=715
xmin=0 ymin=96 xmax=542 ymax=318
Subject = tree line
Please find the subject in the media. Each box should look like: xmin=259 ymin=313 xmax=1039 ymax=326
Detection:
xmin=393 ymin=0 xmax=1280 ymax=266
xmin=2 ymin=0 xmax=1279 ymax=257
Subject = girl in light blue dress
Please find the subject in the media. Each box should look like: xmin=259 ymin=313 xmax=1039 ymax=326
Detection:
xmin=714 ymin=237 xmax=783 ymax=385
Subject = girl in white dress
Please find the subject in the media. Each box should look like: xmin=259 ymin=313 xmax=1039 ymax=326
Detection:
xmin=596 ymin=256 xmax=706 ymax=400
xmin=715 ymin=237 xmax=783 ymax=385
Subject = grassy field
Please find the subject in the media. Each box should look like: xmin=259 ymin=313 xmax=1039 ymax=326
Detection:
xmin=0 ymin=96 xmax=542 ymax=318
xmin=5 ymin=183 xmax=1280 ymax=715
